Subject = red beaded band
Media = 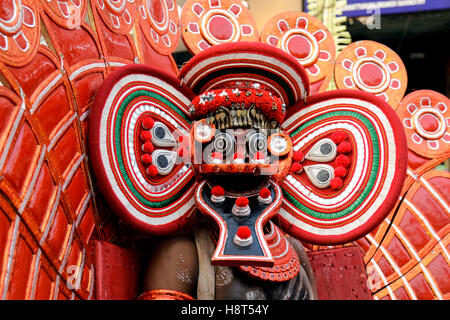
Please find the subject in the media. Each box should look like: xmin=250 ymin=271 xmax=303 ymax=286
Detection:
xmin=190 ymin=88 xmax=285 ymax=123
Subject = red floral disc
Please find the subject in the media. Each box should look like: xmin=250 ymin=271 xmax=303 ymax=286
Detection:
xmin=0 ymin=0 xmax=40 ymax=66
xmin=180 ymin=0 xmax=258 ymax=55
xmin=94 ymin=0 xmax=137 ymax=34
xmin=335 ymin=40 xmax=408 ymax=109
xmin=397 ymin=89 xmax=450 ymax=159
xmin=138 ymin=0 xmax=180 ymax=55
xmin=260 ymin=11 xmax=336 ymax=94
xmin=39 ymin=0 xmax=87 ymax=29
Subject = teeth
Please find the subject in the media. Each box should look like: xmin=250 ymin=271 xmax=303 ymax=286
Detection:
xmin=207 ymin=106 xmax=279 ymax=130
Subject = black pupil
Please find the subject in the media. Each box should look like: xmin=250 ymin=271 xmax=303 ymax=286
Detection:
xmin=157 ymin=155 xmax=168 ymax=168
xmin=257 ymin=138 xmax=265 ymax=150
xmin=317 ymin=170 xmax=330 ymax=182
xmin=320 ymin=143 xmax=332 ymax=155
xmin=155 ymin=127 xmax=165 ymax=139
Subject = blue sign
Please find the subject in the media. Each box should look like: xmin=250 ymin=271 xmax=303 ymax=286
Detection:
xmin=305 ymin=0 xmax=450 ymax=17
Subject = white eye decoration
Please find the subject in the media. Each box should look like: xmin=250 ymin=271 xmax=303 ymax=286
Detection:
xmin=247 ymin=131 xmax=268 ymax=156
xmin=213 ymin=132 xmax=235 ymax=158
xmin=268 ymin=132 xmax=291 ymax=157
xmin=305 ymin=138 xmax=337 ymax=162
xmin=151 ymin=150 xmax=177 ymax=175
xmin=304 ymin=164 xmax=335 ymax=189
xmin=193 ymin=119 xmax=215 ymax=143
xmin=151 ymin=122 xmax=176 ymax=147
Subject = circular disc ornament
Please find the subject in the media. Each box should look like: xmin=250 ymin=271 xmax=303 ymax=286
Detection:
xmin=268 ymin=132 xmax=291 ymax=157
xmin=180 ymin=0 xmax=258 ymax=55
xmin=193 ymin=119 xmax=215 ymax=143
xmin=0 ymin=0 xmax=40 ymax=66
xmin=89 ymin=65 xmax=198 ymax=235
xmin=335 ymin=40 xmax=407 ymax=109
xmin=261 ymin=11 xmax=336 ymax=94
xmin=138 ymin=0 xmax=180 ymax=55
xmin=279 ymin=90 xmax=408 ymax=244
xmin=94 ymin=0 xmax=137 ymax=34
xmin=397 ymin=89 xmax=450 ymax=158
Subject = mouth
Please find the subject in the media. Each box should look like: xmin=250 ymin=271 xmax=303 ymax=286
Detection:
xmin=194 ymin=179 xmax=283 ymax=267
xmin=203 ymin=174 xmax=270 ymax=196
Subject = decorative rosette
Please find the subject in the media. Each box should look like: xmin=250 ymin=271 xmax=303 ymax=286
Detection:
xmin=181 ymin=0 xmax=258 ymax=54
xmin=0 ymin=0 xmax=40 ymax=66
xmin=397 ymin=90 xmax=450 ymax=158
xmin=138 ymin=0 xmax=180 ymax=55
xmin=94 ymin=0 xmax=137 ymax=34
xmin=261 ymin=11 xmax=336 ymax=94
xmin=334 ymin=40 xmax=408 ymax=109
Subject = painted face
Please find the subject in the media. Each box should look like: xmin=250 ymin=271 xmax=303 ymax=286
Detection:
xmin=189 ymin=88 xmax=293 ymax=266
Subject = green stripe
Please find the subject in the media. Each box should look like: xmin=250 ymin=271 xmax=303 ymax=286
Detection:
xmin=285 ymin=110 xmax=381 ymax=220
xmin=114 ymin=89 xmax=193 ymax=208
xmin=122 ymin=89 xmax=191 ymax=123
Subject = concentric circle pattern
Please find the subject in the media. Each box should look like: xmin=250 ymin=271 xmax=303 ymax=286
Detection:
xmin=94 ymin=0 xmax=137 ymax=34
xmin=138 ymin=0 xmax=180 ymax=55
xmin=397 ymin=89 xmax=450 ymax=159
xmin=181 ymin=0 xmax=258 ymax=55
xmin=335 ymin=40 xmax=408 ymax=109
xmin=261 ymin=11 xmax=335 ymax=94
xmin=90 ymin=65 xmax=198 ymax=235
xmin=279 ymin=90 xmax=407 ymax=244
xmin=0 ymin=0 xmax=40 ymax=66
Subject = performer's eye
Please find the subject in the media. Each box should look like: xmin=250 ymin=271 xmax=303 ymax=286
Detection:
xmin=305 ymin=138 xmax=337 ymax=162
xmin=213 ymin=132 xmax=235 ymax=157
xmin=151 ymin=122 xmax=176 ymax=147
xmin=246 ymin=131 xmax=268 ymax=156
xmin=268 ymin=132 xmax=291 ymax=157
xmin=304 ymin=164 xmax=334 ymax=189
xmin=194 ymin=120 xmax=215 ymax=143
xmin=152 ymin=150 xmax=177 ymax=175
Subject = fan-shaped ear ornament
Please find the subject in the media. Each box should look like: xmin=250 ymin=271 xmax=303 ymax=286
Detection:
xmin=179 ymin=41 xmax=311 ymax=107
xmin=89 ymin=64 xmax=198 ymax=235
xmin=277 ymin=89 xmax=408 ymax=245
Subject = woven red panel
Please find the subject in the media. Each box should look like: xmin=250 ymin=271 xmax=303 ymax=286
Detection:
xmin=93 ymin=241 xmax=141 ymax=300
xmin=307 ymin=246 xmax=372 ymax=300
xmin=364 ymin=171 xmax=450 ymax=299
